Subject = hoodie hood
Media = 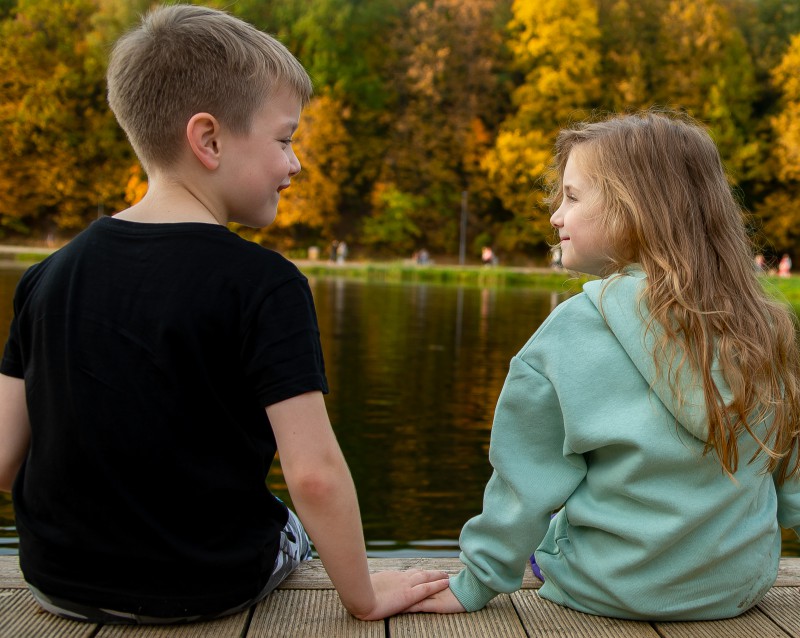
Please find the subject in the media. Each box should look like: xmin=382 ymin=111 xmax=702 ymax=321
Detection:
xmin=582 ymin=270 xmax=731 ymax=443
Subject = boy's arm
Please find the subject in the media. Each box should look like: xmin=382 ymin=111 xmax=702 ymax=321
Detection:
xmin=0 ymin=373 xmax=30 ymax=492
xmin=266 ymin=391 xmax=448 ymax=620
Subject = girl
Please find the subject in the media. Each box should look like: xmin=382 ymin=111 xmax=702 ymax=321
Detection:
xmin=408 ymin=111 xmax=800 ymax=620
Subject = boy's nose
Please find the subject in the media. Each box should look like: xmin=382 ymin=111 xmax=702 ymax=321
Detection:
xmin=288 ymin=148 xmax=301 ymax=177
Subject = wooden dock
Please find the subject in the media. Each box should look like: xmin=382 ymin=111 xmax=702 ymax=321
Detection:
xmin=2 ymin=555 xmax=800 ymax=637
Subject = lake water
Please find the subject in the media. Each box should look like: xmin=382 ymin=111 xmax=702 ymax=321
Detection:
xmin=0 ymin=266 xmax=798 ymax=557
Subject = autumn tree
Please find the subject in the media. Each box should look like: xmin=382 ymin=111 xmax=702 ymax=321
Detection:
xmin=597 ymin=0 xmax=669 ymax=111
xmin=483 ymin=0 xmax=602 ymax=253
xmin=652 ymin=0 xmax=762 ymax=183
xmin=371 ymin=0 xmax=511 ymax=256
xmin=0 ymin=0 xmax=133 ymax=238
xmin=758 ymin=33 xmax=800 ymax=253
xmin=724 ymin=0 xmax=800 ymax=78
xmin=237 ymin=0 xmax=415 ymax=248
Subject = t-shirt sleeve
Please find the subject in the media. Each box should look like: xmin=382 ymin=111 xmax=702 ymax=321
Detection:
xmin=241 ymin=275 xmax=328 ymax=408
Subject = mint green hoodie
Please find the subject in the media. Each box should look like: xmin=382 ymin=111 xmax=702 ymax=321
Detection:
xmin=450 ymin=271 xmax=800 ymax=619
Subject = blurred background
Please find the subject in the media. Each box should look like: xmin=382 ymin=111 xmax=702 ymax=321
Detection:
xmin=2 ymin=0 xmax=800 ymax=267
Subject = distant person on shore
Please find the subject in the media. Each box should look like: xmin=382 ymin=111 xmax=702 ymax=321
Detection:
xmin=336 ymin=240 xmax=348 ymax=264
xmin=0 ymin=5 xmax=446 ymax=625
xmin=779 ymin=253 xmax=792 ymax=277
xmin=550 ymin=245 xmax=563 ymax=269
xmin=414 ymin=248 xmax=431 ymax=265
xmin=754 ymin=253 xmax=766 ymax=273
xmin=481 ymin=246 xmax=498 ymax=266
xmin=408 ymin=111 xmax=800 ymax=620
xmin=329 ymin=239 xmax=339 ymax=262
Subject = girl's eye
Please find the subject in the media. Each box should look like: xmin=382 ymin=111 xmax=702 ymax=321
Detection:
xmin=566 ymin=194 xmax=578 ymax=202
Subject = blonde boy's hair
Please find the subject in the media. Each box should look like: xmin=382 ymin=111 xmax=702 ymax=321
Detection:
xmin=550 ymin=110 xmax=800 ymax=482
xmin=107 ymin=4 xmax=313 ymax=173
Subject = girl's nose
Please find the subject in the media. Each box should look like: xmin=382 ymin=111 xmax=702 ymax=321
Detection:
xmin=550 ymin=204 xmax=564 ymax=229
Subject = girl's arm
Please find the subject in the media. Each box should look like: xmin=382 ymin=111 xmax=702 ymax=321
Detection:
xmin=267 ymin=391 xmax=449 ymax=620
xmin=436 ymin=357 xmax=586 ymax=612
xmin=775 ymin=450 xmax=800 ymax=539
xmin=0 ymin=373 xmax=30 ymax=492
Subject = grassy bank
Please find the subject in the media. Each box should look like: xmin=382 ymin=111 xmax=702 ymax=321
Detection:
xmin=761 ymin=276 xmax=800 ymax=308
xmin=297 ymin=260 xmax=592 ymax=291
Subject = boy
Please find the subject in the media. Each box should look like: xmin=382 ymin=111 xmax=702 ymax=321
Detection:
xmin=0 ymin=4 xmax=447 ymax=624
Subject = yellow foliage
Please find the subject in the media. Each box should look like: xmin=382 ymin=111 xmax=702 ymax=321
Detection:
xmin=0 ymin=0 xmax=131 ymax=234
xmin=484 ymin=0 xmax=601 ymax=248
xmin=508 ymin=0 xmax=602 ymax=128
xmin=772 ymin=35 xmax=800 ymax=183
xmin=483 ymin=128 xmax=554 ymax=244
xmin=124 ymin=164 xmax=149 ymax=206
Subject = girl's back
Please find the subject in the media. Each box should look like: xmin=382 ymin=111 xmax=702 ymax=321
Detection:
xmin=414 ymin=110 xmax=800 ymax=620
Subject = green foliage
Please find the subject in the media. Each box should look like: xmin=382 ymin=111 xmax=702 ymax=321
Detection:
xmin=0 ymin=0 xmax=15 ymax=20
xmin=361 ymin=184 xmax=423 ymax=255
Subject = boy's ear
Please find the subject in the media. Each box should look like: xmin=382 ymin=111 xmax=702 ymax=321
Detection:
xmin=186 ymin=113 xmax=222 ymax=171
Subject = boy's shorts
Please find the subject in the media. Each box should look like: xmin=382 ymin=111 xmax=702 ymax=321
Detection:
xmin=27 ymin=507 xmax=312 ymax=625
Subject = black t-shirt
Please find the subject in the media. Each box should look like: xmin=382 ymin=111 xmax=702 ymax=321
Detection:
xmin=1 ymin=217 xmax=328 ymax=616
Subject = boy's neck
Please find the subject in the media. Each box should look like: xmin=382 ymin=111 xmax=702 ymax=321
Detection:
xmin=113 ymin=176 xmax=225 ymax=225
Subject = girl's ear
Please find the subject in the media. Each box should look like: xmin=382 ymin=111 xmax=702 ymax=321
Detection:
xmin=186 ymin=113 xmax=221 ymax=170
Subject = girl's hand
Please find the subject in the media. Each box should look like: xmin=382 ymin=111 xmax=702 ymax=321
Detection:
xmin=404 ymin=584 xmax=466 ymax=614
xmin=350 ymin=569 xmax=450 ymax=621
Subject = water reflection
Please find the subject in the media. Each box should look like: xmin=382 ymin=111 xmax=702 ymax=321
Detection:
xmin=266 ymin=277 xmax=565 ymax=555
xmin=0 ymin=268 xmax=799 ymax=557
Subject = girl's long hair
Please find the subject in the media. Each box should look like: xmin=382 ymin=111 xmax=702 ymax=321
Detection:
xmin=550 ymin=110 xmax=800 ymax=482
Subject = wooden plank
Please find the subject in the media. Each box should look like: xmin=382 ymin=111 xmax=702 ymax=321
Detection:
xmin=511 ymin=590 xmax=659 ymax=638
xmin=0 ymin=589 xmax=96 ymax=638
xmin=279 ymin=558 xmax=540 ymax=590
xmin=654 ymin=608 xmax=788 ymax=638
xmin=248 ymin=589 xmax=382 ymax=637
xmin=2 ymin=555 xmax=796 ymax=590
xmin=776 ymin=557 xmax=800 ymax=586
xmin=0 ymin=554 xmax=25 ymax=588
xmin=95 ymin=612 xmax=248 ymax=638
xmin=390 ymin=596 xmax=527 ymax=638
xmin=757 ymin=586 xmax=800 ymax=637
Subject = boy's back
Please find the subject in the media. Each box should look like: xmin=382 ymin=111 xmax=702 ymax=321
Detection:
xmin=3 ymin=217 xmax=326 ymax=616
xmin=0 ymin=4 xmax=448 ymax=622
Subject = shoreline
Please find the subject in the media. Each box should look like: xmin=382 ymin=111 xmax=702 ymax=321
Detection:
xmin=1 ymin=247 xmax=797 ymax=306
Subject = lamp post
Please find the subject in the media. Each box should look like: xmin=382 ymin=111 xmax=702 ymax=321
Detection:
xmin=459 ymin=190 xmax=467 ymax=265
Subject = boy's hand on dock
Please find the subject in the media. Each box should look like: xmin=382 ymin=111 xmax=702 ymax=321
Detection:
xmin=351 ymin=569 xmax=450 ymax=620
xmin=404 ymin=585 xmax=466 ymax=614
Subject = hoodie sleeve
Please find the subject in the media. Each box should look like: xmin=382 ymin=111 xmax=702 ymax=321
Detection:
xmin=449 ymin=356 xmax=587 ymax=611
xmin=774 ymin=451 xmax=800 ymax=538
